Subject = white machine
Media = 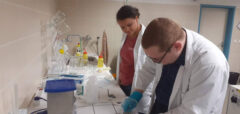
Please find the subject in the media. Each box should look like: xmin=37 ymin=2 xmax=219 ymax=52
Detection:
xmin=226 ymin=85 xmax=240 ymax=114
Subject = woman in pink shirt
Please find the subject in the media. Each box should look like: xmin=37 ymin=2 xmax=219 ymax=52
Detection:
xmin=116 ymin=5 xmax=154 ymax=114
xmin=116 ymin=5 xmax=144 ymax=96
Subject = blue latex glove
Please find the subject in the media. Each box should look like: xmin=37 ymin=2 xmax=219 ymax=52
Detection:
xmin=121 ymin=91 xmax=143 ymax=112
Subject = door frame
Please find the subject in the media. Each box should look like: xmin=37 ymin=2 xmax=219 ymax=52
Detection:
xmin=198 ymin=4 xmax=236 ymax=59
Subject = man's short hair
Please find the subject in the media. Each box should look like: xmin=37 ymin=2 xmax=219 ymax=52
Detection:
xmin=142 ymin=18 xmax=184 ymax=51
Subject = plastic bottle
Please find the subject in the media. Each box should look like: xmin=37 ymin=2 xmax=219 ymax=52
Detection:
xmin=58 ymin=45 xmax=66 ymax=73
xmin=75 ymin=42 xmax=82 ymax=67
xmin=76 ymin=42 xmax=81 ymax=56
xmin=83 ymin=50 xmax=88 ymax=66
xmin=97 ymin=55 xmax=104 ymax=68
xmin=76 ymin=80 xmax=84 ymax=96
xmin=59 ymin=45 xmax=65 ymax=54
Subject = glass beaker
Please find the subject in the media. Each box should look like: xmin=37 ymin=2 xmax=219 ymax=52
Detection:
xmin=69 ymin=56 xmax=81 ymax=74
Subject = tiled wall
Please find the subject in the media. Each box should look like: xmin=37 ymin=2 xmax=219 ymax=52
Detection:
xmin=0 ymin=0 xmax=57 ymax=113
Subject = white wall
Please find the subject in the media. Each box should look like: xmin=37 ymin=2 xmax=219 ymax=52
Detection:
xmin=1 ymin=0 xmax=239 ymax=113
xmin=229 ymin=7 xmax=240 ymax=73
xmin=58 ymin=0 xmax=240 ymax=74
xmin=0 ymin=0 xmax=57 ymax=113
xmin=57 ymin=0 xmax=200 ymax=73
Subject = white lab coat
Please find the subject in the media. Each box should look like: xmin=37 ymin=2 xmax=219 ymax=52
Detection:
xmin=116 ymin=24 xmax=152 ymax=113
xmin=135 ymin=29 xmax=230 ymax=114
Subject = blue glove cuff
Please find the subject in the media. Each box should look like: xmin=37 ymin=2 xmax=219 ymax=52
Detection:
xmin=129 ymin=91 xmax=142 ymax=102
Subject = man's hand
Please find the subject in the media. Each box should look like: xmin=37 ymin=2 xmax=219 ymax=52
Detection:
xmin=121 ymin=91 xmax=143 ymax=112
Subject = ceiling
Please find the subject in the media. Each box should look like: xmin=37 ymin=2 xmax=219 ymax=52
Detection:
xmin=111 ymin=0 xmax=240 ymax=6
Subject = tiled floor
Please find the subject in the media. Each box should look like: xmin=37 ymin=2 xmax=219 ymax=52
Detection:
xmin=75 ymin=101 xmax=123 ymax=114
xmin=75 ymin=103 xmax=123 ymax=114
xmin=74 ymin=93 xmax=125 ymax=114
xmin=76 ymin=106 xmax=95 ymax=114
xmin=94 ymin=104 xmax=116 ymax=114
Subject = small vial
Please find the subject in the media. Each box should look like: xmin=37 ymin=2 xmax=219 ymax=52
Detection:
xmin=97 ymin=55 xmax=104 ymax=68
xmin=83 ymin=50 xmax=88 ymax=66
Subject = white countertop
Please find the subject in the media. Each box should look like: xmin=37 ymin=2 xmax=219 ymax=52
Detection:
xmin=28 ymin=65 xmax=126 ymax=114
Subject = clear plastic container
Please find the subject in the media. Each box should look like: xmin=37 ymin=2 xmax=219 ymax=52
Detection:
xmin=69 ymin=56 xmax=81 ymax=74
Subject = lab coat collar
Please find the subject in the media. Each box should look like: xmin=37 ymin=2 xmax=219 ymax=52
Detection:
xmin=122 ymin=24 xmax=146 ymax=44
xmin=121 ymin=24 xmax=146 ymax=67
xmin=168 ymin=28 xmax=194 ymax=109
xmin=116 ymin=24 xmax=146 ymax=82
xmin=183 ymin=28 xmax=194 ymax=69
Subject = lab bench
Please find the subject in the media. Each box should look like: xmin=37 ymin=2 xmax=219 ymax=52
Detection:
xmin=28 ymin=64 xmax=126 ymax=114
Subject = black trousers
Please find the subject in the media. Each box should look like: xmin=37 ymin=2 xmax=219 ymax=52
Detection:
xmin=119 ymin=84 xmax=132 ymax=96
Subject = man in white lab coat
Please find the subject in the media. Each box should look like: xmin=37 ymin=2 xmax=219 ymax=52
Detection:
xmin=121 ymin=18 xmax=229 ymax=114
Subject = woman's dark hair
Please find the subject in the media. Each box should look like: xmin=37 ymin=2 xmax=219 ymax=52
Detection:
xmin=116 ymin=5 xmax=140 ymax=20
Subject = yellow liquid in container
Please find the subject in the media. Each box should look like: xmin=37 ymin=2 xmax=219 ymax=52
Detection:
xmin=83 ymin=51 xmax=88 ymax=65
xmin=97 ymin=56 xmax=104 ymax=68
xmin=59 ymin=49 xmax=64 ymax=54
